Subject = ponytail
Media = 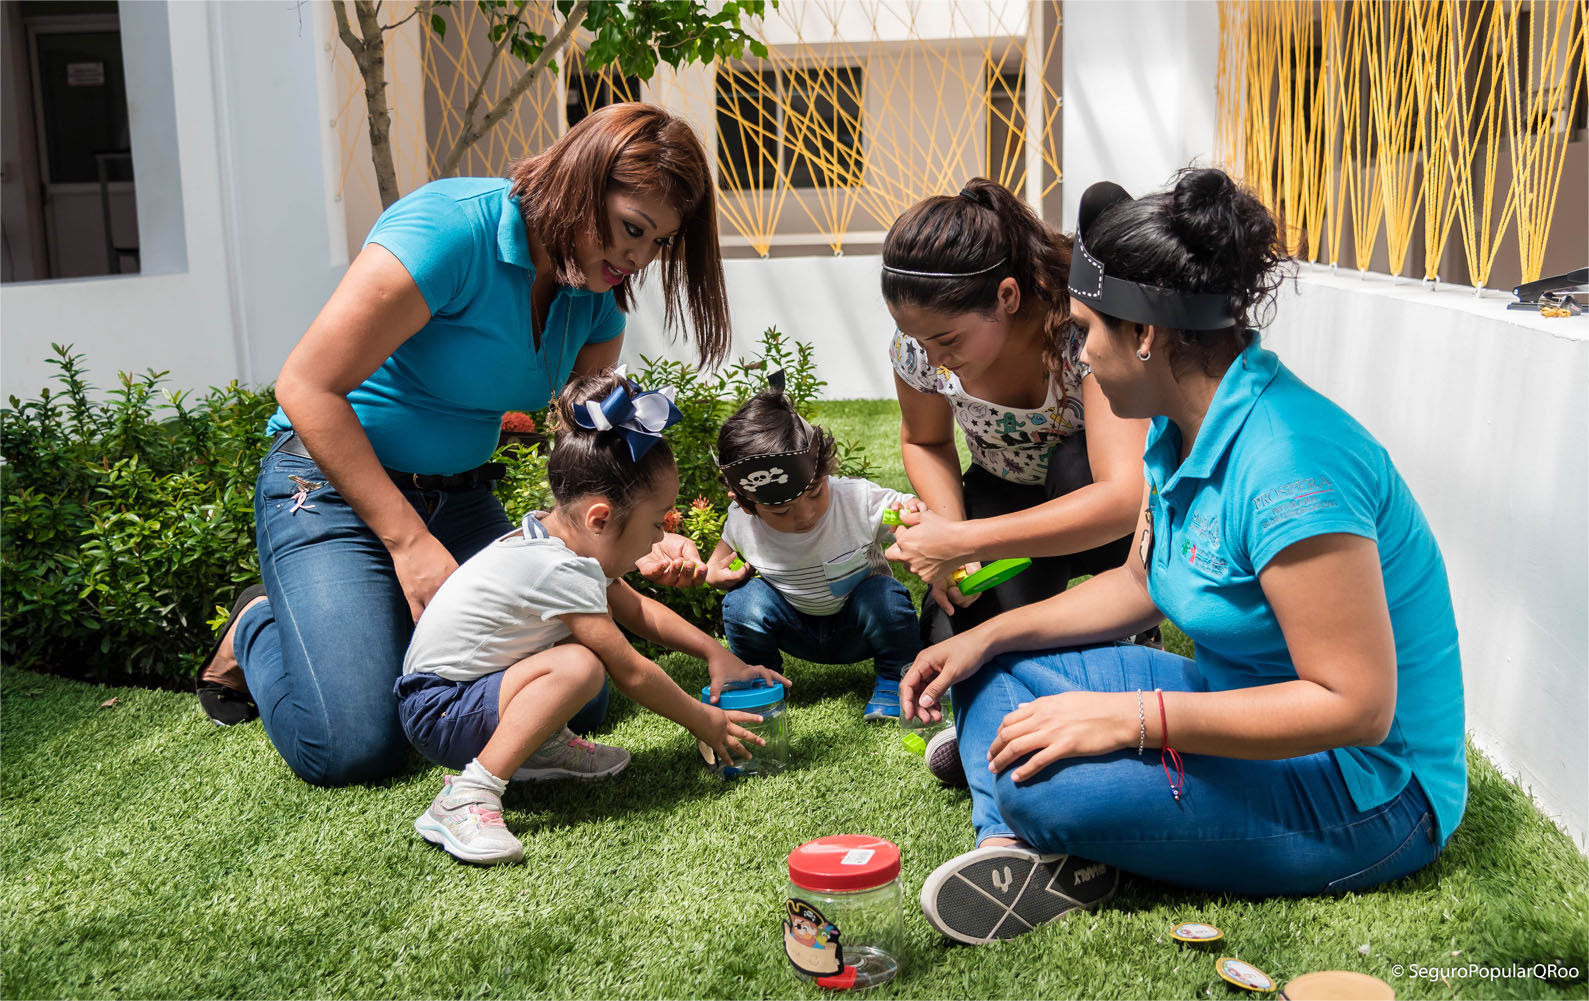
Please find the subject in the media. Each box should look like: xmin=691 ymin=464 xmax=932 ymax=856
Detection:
xmin=882 ymin=178 xmax=1075 ymax=378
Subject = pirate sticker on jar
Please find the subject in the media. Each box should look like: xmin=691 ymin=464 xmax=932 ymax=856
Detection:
xmin=784 ymin=898 xmax=844 ymax=978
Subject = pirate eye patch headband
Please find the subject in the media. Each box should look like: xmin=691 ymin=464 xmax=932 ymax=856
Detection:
xmin=717 ymin=370 xmax=823 ymax=507
xmin=719 ymin=432 xmax=821 ymax=507
xmin=1067 ymin=181 xmax=1238 ymax=332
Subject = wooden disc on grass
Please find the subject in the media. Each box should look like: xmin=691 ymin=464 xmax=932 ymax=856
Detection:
xmin=1280 ymin=971 xmax=1395 ymax=1000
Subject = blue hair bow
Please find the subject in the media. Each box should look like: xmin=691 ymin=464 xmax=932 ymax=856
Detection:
xmin=572 ymin=367 xmax=682 ymax=462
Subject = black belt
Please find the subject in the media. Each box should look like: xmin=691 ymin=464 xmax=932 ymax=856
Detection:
xmin=274 ymin=432 xmax=506 ymax=491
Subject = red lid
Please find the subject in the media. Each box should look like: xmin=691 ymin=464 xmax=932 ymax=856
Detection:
xmin=787 ymin=835 xmax=901 ymax=892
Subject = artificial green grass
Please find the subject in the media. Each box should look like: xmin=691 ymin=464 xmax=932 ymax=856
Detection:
xmin=2 ymin=667 xmax=1585 ymax=1000
xmin=3 ymin=399 xmax=1584 ymax=999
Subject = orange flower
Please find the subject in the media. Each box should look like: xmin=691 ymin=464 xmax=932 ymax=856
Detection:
xmin=500 ymin=411 xmax=536 ymax=433
xmin=690 ymin=495 xmax=712 ymax=511
xmin=663 ymin=508 xmax=682 ymax=532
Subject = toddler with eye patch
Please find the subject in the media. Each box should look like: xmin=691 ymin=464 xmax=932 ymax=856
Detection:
xmin=704 ymin=372 xmax=923 ymax=720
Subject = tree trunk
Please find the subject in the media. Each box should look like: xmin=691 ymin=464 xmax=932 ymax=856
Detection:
xmin=437 ymin=0 xmax=590 ymax=178
xmin=334 ymin=0 xmax=403 ymax=208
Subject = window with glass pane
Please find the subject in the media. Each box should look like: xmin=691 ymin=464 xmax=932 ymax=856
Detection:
xmin=784 ymin=66 xmax=864 ymax=188
xmin=716 ymin=66 xmax=778 ymax=189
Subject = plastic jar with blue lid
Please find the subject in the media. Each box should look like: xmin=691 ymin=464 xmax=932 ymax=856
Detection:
xmin=697 ymin=679 xmax=788 ymax=777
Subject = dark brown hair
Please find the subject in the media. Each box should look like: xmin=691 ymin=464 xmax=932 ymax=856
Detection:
xmin=716 ymin=390 xmax=836 ymax=516
xmin=1084 ymin=168 xmax=1286 ymax=377
xmin=881 ymin=177 xmax=1075 ymax=377
xmin=548 ymin=369 xmax=677 ymax=524
xmin=510 ymin=103 xmax=730 ymax=366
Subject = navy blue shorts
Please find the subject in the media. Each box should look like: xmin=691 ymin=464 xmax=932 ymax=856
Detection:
xmin=393 ymin=670 xmax=504 ymax=769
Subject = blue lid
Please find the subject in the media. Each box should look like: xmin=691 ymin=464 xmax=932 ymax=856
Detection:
xmin=699 ymin=679 xmax=786 ymax=710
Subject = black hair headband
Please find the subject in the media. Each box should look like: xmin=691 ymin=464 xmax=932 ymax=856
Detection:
xmin=716 ymin=370 xmax=822 ymax=507
xmin=1068 ymin=181 xmax=1237 ymax=331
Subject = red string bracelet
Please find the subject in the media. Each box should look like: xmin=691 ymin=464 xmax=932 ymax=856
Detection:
xmin=1156 ymin=688 xmax=1185 ymax=802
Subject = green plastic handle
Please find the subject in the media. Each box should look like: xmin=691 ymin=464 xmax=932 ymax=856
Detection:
xmin=902 ymin=732 xmax=927 ymax=755
xmin=881 ymin=508 xmax=904 ymax=526
xmin=728 ymin=556 xmax=744 ymax=571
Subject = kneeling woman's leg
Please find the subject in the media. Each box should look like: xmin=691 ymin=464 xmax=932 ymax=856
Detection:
xmin=235 ymin=449 xmax=513 ymax=786
xmin=956 ymin=644 xmax=1440 ymax=897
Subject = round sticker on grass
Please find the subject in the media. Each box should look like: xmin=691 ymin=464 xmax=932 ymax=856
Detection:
xmin=1171 ymin=921 xmax=1223 ymax=943
xmin=1217 ymin=957 xmax=1275 ymax=993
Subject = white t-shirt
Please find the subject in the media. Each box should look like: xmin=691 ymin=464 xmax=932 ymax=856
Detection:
xmin=889 ymin=327 xmax=1089 ymax=486
xmin=403 ymin=514 xmax=611 ymax=682
xmin=720 ymin=476 xmax=911 ymax=616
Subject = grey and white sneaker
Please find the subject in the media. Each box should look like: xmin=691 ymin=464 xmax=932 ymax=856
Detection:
xmin=414 ymin=776 xmax=524 ymax=865
xmin=925 ymin=725 xmax=967 ymax=788
xmin=511 ymin=727 xmax=630 ymax=782
xmin=920 ymin=844 xmax=1118 ymax=945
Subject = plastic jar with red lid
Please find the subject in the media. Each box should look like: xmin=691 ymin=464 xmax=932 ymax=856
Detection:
xmin=782 ymin=835 xmax=902 ymax=990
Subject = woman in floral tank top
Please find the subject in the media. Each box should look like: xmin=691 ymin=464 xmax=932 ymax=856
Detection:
xmin=880 ymin=179 xmax=1150 ymax=649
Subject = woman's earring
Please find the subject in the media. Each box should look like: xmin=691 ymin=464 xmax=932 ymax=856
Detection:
xmin=1136 ymin=348 xmax=1152 ymax=362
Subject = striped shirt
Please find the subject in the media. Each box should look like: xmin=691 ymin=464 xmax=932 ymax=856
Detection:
xmin=721 ymin=477 xmax=910 ymax=616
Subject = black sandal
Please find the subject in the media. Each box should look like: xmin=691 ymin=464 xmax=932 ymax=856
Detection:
xmin=195 ymin=583 xmax=267 ymax=727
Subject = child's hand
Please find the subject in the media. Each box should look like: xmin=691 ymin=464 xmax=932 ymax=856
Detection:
xmin=879 ymin=499 xmax=926 ymax=532
xmin=705 ymin=552 xmax=754 ymax=591
xmin=704 ymin=648 xmax=792 ymax=704
xmin=637 ymin=534 xmax=709 ymax=588
xmin=883 ymin=507 xmax=969 ymax=583
xmin=692 ymin=704 xmax=766 ymax=765
xmin=927 ymin=569 xmax=981 ymax=616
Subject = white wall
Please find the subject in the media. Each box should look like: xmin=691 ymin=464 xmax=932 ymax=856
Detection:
xmin=1 ymin=1 xmax=345 ymax=401
xmin=1264 ymin=269 xmax=1588 ymax=848
xmin=626 ymin=254 xmax=897 ymax=398
xmin=1061 ymin=0 xmax=1220 ymax=228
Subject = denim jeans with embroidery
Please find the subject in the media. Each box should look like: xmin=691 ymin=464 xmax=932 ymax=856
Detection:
xmin=721 ymin=573 xmax=920 ymax=681
xmin=233 ymin=434 xmax=607 ymax=786
xmin=952 ymin=642 xmax=1444 ymax=896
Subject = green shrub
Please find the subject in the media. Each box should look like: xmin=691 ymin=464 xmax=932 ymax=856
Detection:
xmin=1 ymin=345 xmax=276 ymax=684
xmin=1 ymin=331 xmax=871 ymax=682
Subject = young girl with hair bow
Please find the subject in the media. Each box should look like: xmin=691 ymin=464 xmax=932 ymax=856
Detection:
xmin=396 ymin=368 xmax=788 ymax=866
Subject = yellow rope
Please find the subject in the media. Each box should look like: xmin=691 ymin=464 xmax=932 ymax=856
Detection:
xmin=1217 ymin=0 xmax=1583 ymax=285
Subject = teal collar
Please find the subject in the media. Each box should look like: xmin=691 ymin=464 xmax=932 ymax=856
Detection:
xmin=495 ymin=185 xmax=533 ymax=270
xmin=1146 ymin=335 xmax=1279 ymax=490
xmin=495 ymin=185 xmax=599 ymax=298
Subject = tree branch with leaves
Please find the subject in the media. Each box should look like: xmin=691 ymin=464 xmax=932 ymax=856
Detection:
xmin=333 ymin=0 xmax=772 ymax=209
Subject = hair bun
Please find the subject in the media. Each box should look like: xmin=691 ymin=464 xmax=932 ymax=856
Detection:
xmin=1170 ymin=168 xmax=1243 ymax=257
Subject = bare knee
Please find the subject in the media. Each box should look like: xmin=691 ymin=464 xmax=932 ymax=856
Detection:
xmin=546 ymin=643 xmax=605 ymax=700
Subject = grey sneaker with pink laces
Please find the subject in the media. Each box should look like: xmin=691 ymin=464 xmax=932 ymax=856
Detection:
xmin=511 ymin=727 xmax=631 ymax=782
xmin=414 ymin=776 xmax=524 ymax=865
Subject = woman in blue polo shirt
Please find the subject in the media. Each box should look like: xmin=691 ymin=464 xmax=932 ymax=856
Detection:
xmin=194 ymin=104 xmax=731 ymax=786
xmin=900 ymin=168 xmax=1466 ymax=945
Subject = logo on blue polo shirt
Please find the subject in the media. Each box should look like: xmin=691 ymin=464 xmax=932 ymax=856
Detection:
xmin=1253 ymin=475 xmax=1340 ymax=531
xmin=1181 ymin=511 xmax=1228 ymax=576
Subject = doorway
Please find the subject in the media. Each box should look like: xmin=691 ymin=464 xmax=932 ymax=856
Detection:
xmin=1 ymin=0 xmax=137 ymax=282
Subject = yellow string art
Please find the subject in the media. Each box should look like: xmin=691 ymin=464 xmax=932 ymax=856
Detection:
xmin=1216 ymin=0 xmax=1585 ymax=288
xmin=330 ymin=2 xmax=1066 ymax=257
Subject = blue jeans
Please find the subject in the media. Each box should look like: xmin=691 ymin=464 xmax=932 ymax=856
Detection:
xmin=953 ymin=643 xmax=1443 ymax=896
xmin=721 ymin=574 xmax=920 ymax=681
xmin=232 ymin=435 xmax=607 ymax=786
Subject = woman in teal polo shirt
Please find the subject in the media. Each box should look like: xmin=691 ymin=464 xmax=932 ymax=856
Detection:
xmin=195 ymin=104 xmax=731 ymax=785
xmin=900 ymin=168 xmax=1466 ymax=945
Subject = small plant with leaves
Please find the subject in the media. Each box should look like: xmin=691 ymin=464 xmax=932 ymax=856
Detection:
xmin=1 ymin=345 xmax=277 ymax=684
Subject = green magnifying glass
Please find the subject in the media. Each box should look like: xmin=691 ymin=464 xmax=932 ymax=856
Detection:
xmin=951 ymin=558 xmax=1032 ymax=595
xmin=882 ymin=509 xmax=1031 ymax=596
